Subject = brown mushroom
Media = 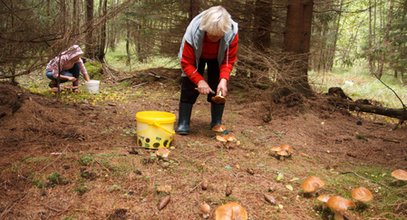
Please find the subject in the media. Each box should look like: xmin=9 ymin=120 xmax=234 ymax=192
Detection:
xmin=215 ymin=202 xmax=248 ymax=220
xmin=211 ymin=91 xmax=226 ymax=104
xmin=301 ymin=176 xmax=325 ymax=195
xmin=216 ymin=135 xmax=227 ymax=143
xmin=156 ymin=148 xmax=170 ymax=159
xmin=199 ymin=202 xmax=211 ymax=219
xmin=326 ymin=196 xmax=355 ymax=220
xmin=317 ymin=194 xmax=331 ymax=203
xmin=212 ymin=125 xmax=226 ymax=133
xmin=270 ymin=146 xmax=282 ymax=152
xmin=280 ymin=144 xmax=293 ymax=153
xmin=391 ymin=169 xmax=407 ymax=181
xmin=351 ymin=187 xmax=373 ymax=203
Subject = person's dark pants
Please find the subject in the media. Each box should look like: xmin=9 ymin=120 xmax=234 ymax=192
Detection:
xmin=180 ymin=59 xmax=220 ymax=104
xmin=176 ymin=59 xmax=225 ymax=134
xmin=45 ymin=62 xmax=80 ymax=88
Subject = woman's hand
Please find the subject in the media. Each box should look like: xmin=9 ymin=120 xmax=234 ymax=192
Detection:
xmin=197 ymin=80 xmax=214 ymax=94
xmin=217 ymin=78 xmax=228 ymax=96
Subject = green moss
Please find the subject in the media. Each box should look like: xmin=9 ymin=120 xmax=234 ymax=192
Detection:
xmin=84 ymin=60 xmax=103 ymax=80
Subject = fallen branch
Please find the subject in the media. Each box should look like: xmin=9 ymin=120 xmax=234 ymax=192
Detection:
xmin=328 ymin=96 xmax=407 ymax=121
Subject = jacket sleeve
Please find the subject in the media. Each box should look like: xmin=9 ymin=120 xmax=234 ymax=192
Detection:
xmin=219 ymin=34 xmax=239 ymax=81
xmin=180 ymin=42 xmax=204 ymax=85
xmin=78 ymin=58 xmax=89 ymax=78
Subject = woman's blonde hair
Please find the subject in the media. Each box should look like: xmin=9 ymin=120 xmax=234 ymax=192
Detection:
xmin=200 ymin=6 xmax=232 ymax=36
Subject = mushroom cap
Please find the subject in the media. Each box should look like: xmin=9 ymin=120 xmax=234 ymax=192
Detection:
xmin=225 ymin=134 xmax=237 ymax=142
xmin=317 ymin=194 xmax=331 ymax=203
xmin=211 ymin=95 xmax=226 ymax=104
xmin=326 ymin=196 xmax=355 ymax=213
xmin=277 ymin=150 xmax=289 ymax=156
xmin=216 ymin=135 xmax=227 ymax=143
xmin=199 ymin=202 xmax=211 ymax=215
xmin=280 ymin=144 xmax=293 ymax=153
xmin=271 ymin=146 xmax=282 ymax=152
xmin=215 ymin=202 xmax=248 ymax=220
xmin=391 ymin=169 xmax=407 ymax=181
xmin=156 ymin=148 xmax=170 ymax=158
xmin=212 ymin=125 xmax=226 ymax=132
xmin=351 ymin=187 xmax=373 ymax=202
xmin=301 ymin=176 xmax=325 ymax=193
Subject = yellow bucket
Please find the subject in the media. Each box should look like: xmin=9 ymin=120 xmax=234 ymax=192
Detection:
xmin=135 ymin=111 xmax=176 ymax=149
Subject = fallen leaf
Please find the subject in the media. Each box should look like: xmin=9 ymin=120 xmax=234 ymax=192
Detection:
xmin=276 ymin=172 xmax=284 ymax=181
xmin=158 ymin=195 xmax=171 ymax=210
xmin=264 ymin=194 xmax=276 ymax=205
xmin=225 ymin=185 xmax=232 ymax=196
xmin=285 ymin=184 xmax=294 ymax=191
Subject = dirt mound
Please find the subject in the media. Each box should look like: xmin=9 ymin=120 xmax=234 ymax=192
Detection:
xmin=0 ymin=83 xmax=25 ymax=119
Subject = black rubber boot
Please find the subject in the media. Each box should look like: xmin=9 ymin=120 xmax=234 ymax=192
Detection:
xmin=210 ymin=103 xmax=225 ymax=128
xmin=176 ymin=102 xmax=193 ymax=135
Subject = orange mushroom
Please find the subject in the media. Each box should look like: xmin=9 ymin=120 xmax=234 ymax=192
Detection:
xmin=301 ymin=176 xmax=325 ymax=194
xmin=212 ymin=124 xmax=226 ymax=133
xmin=214 ymin=202 xmax=248 ymax=220
xmin=391 ymin=169 xmax=407 ymax=181
xmin=326 ymin=196 xmax=355 ymax=220
xmin=199 ymin=202 xmax=211 ymax=219
xmin=351 ymin=187 xmax=373 ymax=203
xmin=270 ymin=144 xmax=293 ymax=160
xmin=156 ymin=148 xmax=170 ymax=159
xmin=317 ymin=194 xmax=331 ymax=203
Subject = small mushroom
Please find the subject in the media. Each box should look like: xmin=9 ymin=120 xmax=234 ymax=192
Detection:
xmin=225 ymin=133 xmax=237 ymax=142
xmin=270 ymin=144 xmax=293 ymax=160
xmin=211 ymin=91 xmax=226 ymax=104
xmin=326 ymin=196 xmax=355 ymax=220
xmin=391 ymin=169 xmax=407 ymax=181
xmin=317 ymin=194 xmax=331 ymax=203
xmin=212 ymin=125 xmax=226 ymax=133
xmin=199 ymin=202 xmax=211 ymax=219
xmin=301 ymin=176 xmax=325 ymax=196
xmin=214 ymin=202 xmax=248 ymax=220
xmin=351 ymin=187 xmax=373 ymax=203
xmin=156 ymin=148 xmax=170 ymax=159
xmin=216 ymin=135 xmax=227 ymax=143
xmin=280 ymin=144 xmax=294 ymax=153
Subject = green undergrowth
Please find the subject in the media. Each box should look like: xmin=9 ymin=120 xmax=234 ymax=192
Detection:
xmin=310 ymin=64 xmax=407 ymax=109
xmin=318 ymin=165 xmax=406 ymax=219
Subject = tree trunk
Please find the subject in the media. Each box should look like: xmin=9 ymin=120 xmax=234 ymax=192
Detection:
xmin=283 ymin=0 xmax=314 ymax=95
xmin=85 ymin=0 xmax=95 ymax=59
xmin=328 ymin=0 xmax=344 ymax=70
xmin=97 ymin=0 xmax=107 ymax=62
xmin=253 ymin=0 xmax=273 ymax=51
xmin=189 ymin=0 xmax=201 ymax=22
xmin=377 ymin=0 xmax=394 ymax=78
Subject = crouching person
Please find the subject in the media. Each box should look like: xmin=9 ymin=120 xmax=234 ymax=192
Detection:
xmin=45 ymin=45 xmax=90 ymax=92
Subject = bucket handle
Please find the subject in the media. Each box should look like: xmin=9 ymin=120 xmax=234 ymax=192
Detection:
xmin=152 ymin=122 xmax=175 ymax=135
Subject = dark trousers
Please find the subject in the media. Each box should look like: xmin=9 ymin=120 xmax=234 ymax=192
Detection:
xmin=180 ymin=59 xmax=220 ymax=104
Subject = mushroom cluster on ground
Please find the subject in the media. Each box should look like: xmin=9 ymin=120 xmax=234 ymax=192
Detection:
xmin=270 ymin=144 xmax=294 ymax=160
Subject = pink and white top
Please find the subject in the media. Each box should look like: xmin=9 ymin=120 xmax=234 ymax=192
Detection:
xmin=46 ymin=45 xmax=89 ymax=78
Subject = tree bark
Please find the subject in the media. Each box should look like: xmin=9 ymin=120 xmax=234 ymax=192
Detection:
xmin=328 ymin=0 xmax=344 ymax=70
xmin=253 ymin=0 xmax=273 ymax=51
xmin=97 ymin=0 xmax=107 ymax=62
xmin=85 ymin=0 xmax=95 ymax=59
xmin=283 ymin=0 xmax=314 ymax=95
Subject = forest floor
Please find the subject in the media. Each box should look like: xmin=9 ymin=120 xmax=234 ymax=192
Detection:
xmin=0 ymin=68 xmax=406 ymax=220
